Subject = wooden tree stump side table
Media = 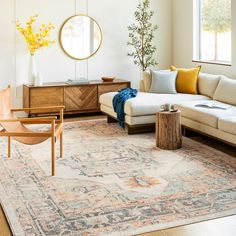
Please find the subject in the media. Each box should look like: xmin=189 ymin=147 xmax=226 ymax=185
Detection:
xmin=156 ymin=110 xmax=182 ymax=150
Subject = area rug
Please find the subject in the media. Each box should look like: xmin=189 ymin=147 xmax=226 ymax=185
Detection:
xmin=0 ymin=119 xmax=236 ymax=236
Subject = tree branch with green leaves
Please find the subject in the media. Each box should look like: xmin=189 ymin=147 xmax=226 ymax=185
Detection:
xmin=127 ymin=0 xmax=158 ymax=72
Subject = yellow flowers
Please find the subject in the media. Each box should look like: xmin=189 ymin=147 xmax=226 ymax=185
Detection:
xmin=16 ymin=15 xmax=55 ymax=55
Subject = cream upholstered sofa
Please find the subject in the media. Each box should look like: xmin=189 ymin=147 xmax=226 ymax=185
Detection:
xmin=99 ymin=72 xmax=236 ymax=146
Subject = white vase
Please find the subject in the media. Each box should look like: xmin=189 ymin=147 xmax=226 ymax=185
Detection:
xmin=29 ymin=54 xmax=37 ymax=86
xmin=34 ymin=72 xmax=43 ymax=86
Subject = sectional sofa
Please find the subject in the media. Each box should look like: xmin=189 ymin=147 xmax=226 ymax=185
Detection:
xmin=99 ymin=72 xmax=236 ymax=146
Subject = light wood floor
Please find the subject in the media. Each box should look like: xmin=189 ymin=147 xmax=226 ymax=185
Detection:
xmin=139 ymin=215 xmax=236 ymax=236
xmin=0 ymin=114 xmax=236 ymax=236
xmin=0 ymin=206 xmax=12 ymax=236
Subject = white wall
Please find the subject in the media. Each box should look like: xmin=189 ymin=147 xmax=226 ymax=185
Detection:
xmin=0 ymin=0 xmax=172 ymax=106
xmin=172 ymin=0 xmax=236 ymax=79
xmin=0 ymin=0 xmax=15 ymax=90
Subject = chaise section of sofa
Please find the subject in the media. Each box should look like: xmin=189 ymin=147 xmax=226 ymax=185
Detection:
xmin=101 ymin=92 xmax=211 ymax=117
xmin=100 ymin=92 xmax=210 ymax=131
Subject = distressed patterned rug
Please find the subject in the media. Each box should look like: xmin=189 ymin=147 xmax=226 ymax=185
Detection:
xmin=0 ymin=119 xmax=236 ymax=236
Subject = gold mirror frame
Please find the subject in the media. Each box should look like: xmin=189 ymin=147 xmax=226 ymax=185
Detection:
xmin=59 ymin=14 xmax=103 ymax=60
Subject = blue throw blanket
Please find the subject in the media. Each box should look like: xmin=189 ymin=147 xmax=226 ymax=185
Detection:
xmin=113 ymin=88 xmax=138 ymax=128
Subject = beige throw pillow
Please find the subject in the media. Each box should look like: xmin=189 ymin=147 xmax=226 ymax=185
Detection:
xmin=198 ymin=73 xmax=221 ymax=98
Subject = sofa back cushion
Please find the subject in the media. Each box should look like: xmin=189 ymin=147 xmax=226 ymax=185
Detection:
xmin=213 ymin=76 xmax=236 ymax=105
xmin=198 ymin=73 xmax=221 ymax=98
xmin=149 ymin=70 xmax=178 ymax=94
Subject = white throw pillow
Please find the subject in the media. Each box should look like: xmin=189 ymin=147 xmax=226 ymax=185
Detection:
xmin=198 ymin=73 xmax=221 ymax=98
xmin=213 ymin=76 xmax=236 ymax=105
xmin=140 ymin=69 xmax=171 ymax=92
xmin=149 ymin=70 xmax=178 ymax=94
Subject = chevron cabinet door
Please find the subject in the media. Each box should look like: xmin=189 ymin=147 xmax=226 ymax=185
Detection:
xmin=64 ymin=85 xmax=98 ymax=111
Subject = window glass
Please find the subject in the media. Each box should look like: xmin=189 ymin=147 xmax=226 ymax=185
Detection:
xmin=194 ymin=0 xmax=231 ymax=64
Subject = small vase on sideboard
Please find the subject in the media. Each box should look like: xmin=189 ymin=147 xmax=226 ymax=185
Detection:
xmin=29 ymin=54 xmax=37 ymax=86
xmin=34 ymin=72 xmax=43 ymax=86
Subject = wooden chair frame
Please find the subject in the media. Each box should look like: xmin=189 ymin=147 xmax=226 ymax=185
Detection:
xmin=0 ymin=105 xmax=64 ymax=176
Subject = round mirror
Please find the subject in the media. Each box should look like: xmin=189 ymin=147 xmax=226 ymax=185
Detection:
xmin=60 ymin=15 xmax=102 ymax=60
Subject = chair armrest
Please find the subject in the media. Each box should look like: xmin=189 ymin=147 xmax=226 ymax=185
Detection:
xmin=0 ymin=116 xmax=57 ymax=123
xmin=11 ymin=106 xmax=65 ymax=112
xmin=11 ymin=106 xmax=64 ymax=124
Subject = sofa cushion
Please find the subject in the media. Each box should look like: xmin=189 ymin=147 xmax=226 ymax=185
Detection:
xmin=177 ymin=101 xmax=236 ymax=128
xmin=171 ymin=65 xmax=201 ymax=94
xmin=149 ymin=70 xmax=178 ymax=94
xmin=218 ymin=116 xmax=236 ymax=135
xmin=213 ymin=77 xmax=236 ymax=105
xmin=100 ymin=92 xmax=210 ymax=116
xmin=198 ymin=73 xmax=221 ymax=98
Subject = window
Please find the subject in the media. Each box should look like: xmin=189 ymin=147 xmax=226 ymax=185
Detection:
xmin=193 ymin=0 xmax=232 ymax=64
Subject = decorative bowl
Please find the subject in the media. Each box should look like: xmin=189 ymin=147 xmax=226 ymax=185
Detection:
xmin=101 ymin=77 xmax=116 ymax=82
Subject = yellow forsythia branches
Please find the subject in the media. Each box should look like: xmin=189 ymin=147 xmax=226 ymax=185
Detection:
xmin=16 ymin=15 xmax=55 ymax=55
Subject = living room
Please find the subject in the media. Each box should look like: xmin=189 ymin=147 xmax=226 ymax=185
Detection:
xmin=0 ymin=0 xmax=236 ymax=235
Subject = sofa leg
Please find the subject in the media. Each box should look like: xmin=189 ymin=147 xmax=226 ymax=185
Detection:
xmin=182 ymin=127 xmax=196 ymax=137
xmin=127 ymin=125 xmax=135 ymax=135
xmin=127 ymin=124 xmax=155 ymax=135
xmin=107 ymin=116 xmax=117 ymax=124
xmin=182 ymin=127 xmax=186 ymax=136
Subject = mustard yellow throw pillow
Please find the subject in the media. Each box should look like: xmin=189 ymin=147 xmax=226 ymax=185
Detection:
xmin=170 ymin=65 xmax=201 ymax=94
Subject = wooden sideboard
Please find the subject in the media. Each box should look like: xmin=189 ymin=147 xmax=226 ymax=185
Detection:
xmin=23 ymin=79 xmax=130 ymax=116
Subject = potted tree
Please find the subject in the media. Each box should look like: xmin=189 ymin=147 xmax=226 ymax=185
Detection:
xmin=127 ymin=0 xmax=158 ymax=85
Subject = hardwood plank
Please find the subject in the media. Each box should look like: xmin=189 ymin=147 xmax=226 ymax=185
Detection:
xmin=0 ymin=206 xmax=12 ymax=236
